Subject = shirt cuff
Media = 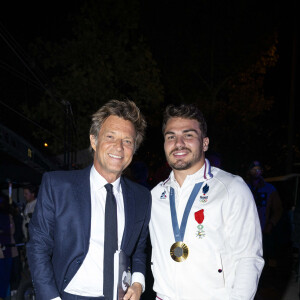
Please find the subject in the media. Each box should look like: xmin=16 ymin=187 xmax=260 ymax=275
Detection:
xmin=51 ymin=298 xmax=61 ymax=300
xmin=131 ymin=272 xmax=145 ymax=292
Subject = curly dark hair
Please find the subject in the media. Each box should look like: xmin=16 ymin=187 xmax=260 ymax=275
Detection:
xmin=162 ymin=104 xmax=207 ymax=137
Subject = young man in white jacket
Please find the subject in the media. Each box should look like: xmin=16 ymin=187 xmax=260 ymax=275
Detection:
xmin=149 ymin=104 xmax=264 ymax=300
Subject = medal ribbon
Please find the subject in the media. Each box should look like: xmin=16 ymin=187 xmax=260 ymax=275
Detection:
xmin=170 ymin=182 xmax=203 ymax=242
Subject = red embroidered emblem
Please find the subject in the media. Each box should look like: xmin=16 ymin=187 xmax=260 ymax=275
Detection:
xmin=195 ymin=209 xmax=205 ymax=239
xmin=194 ymin=209 xmax=204 ymax=224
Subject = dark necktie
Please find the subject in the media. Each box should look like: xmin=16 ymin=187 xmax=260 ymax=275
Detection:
xmin=103 ymin=183 xmax=118 ymax=300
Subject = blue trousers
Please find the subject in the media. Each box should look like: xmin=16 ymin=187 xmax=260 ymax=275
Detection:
xmin=0 ymin=257 xmax=12 ymax=297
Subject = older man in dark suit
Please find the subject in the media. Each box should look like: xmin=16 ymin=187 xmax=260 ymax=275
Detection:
xmin=27 ymin=100 xmax=151 ymax=300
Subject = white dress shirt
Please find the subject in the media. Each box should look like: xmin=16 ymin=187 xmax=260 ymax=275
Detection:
xmin=22 ymin=199 xmax=37 ymax=240
xmin=52 ymin=165 xmax=144 ymax=299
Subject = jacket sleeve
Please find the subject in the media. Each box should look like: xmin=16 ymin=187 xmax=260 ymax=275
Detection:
xmin=224 ymin=177 xmax=264 ymax=300
xmin=131 ymin=190 xmax=152 ymax=277
xmin=26 ymin=172 xmax=60 ymax=299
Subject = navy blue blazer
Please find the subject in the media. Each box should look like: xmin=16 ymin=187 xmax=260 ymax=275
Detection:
xmin=27 ymin=165 xmax=151 ymax=299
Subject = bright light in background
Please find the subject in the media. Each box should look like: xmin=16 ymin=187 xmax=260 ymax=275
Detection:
xmin=44 ymin=142 xmax=48 ymax=147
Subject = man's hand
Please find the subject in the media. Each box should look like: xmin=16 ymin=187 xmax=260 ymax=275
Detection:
xmin=123 ymin=282 xmax=142 ymax=300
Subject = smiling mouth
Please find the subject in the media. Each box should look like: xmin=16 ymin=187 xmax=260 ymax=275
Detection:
xmin=171 ymin=148 xmax=190 ymax=157
xmin=108 ymin=153 xmax=123 ymax=159
xmin=173 ymin=151 xmax=187 ymax=156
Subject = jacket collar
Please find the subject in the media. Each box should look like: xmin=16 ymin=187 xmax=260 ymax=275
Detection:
xmin=162 ymin=159 xmax=213 ymax=188
xmin=120 ymin=176 xmax=135 ymax=251
xmin=73 ymin=165 xmax=93 ymax=253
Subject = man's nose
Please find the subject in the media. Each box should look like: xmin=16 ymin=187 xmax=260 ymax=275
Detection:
xmin=115 ymin=139 xmax=124 ymax=151
xmin=175 ymin=136 xmax=185 ymax=147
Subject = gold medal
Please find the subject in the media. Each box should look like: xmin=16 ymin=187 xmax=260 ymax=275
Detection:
xmin=170 ymin=242 xmax=189 ymax=262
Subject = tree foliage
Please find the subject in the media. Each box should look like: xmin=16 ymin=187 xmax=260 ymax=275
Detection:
xmin=211 ymin=39 xmax=281 ymax=173
xmin=142 ymin=0 xmax=282 ymax=174
xmin=24 ymin=0 xmax=164 ymax=154
xmin=19 ymin=0 xmax=286 ymax=174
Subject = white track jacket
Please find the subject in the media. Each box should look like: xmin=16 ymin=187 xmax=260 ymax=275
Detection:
xmin=149 ymin=159 xmax=264 ymax=300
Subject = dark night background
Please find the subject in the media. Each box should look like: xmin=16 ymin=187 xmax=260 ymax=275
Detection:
xmin=0 ymin=1 xmax=300 ymax=299
xmin=0 ymin=0 xmax=299 ymax=186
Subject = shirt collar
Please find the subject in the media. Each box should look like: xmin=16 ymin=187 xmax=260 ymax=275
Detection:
xmin=163 ymin=158 xmax=213 ymax=187
xmin=90 ymin=165 xmax=121 ymax=193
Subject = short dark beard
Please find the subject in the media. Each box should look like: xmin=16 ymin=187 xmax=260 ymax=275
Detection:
xmin=168 ymin=160 xmax=192 ymax=171
xmin=167 ymin=147 xmax=192 ymax=171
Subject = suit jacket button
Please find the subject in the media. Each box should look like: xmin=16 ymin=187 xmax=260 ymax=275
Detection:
xmin=76 ymin=259 xmax=81 ymax=264
xmin=63 ymin=278 xmax=68 ymax=283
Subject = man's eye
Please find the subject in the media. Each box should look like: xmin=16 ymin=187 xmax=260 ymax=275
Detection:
xmin=167 ymin=136 xmax=175 ymax=140
xmin=124 ymin=140 xmax=132 ymax=144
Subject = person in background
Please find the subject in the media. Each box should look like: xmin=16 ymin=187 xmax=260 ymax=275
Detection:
xmin=0 ymin=193 xmax=18 ymax=300
xmin=247 ymin=160 xmax=283 ymax=268
xmin=149 ymin=103 xmax=264 ymax=300
xmin=9 ymin=203 xmax=24 ymax=296
xmin=22 ymin=184 xmax=38 ymax=241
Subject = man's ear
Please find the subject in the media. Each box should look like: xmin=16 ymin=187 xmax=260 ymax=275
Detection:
xmin=203 ymin=137 xmax=209 ymax=152
xmin=90 ymin=135 xmax=97 ymax=152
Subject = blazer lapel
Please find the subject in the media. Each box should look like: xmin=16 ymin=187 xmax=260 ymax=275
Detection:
xmin=120 ymin=177 xmax=136 ymax=250
xmin=73 ymin=165 xmax=92 ymax=253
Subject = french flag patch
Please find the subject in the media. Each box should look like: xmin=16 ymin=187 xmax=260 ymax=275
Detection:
xmin=160 ymin=191 xmax=167 ymax=199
